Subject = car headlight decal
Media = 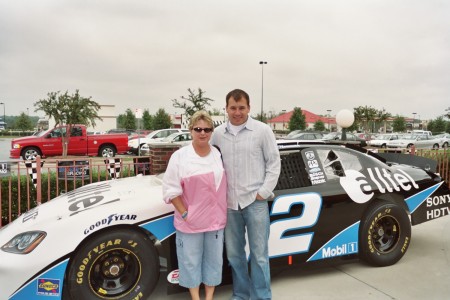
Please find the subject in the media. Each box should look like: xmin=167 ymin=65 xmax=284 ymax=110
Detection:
xmin=1 ymin=231 xmax=46 ymax=254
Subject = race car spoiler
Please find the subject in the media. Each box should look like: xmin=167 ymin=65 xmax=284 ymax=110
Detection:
xmin=376 ymin=152 xmax=438 ymax=173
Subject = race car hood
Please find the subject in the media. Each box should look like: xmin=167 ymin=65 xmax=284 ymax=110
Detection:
xmin=1 ymin=174 xmax=170 ymax=238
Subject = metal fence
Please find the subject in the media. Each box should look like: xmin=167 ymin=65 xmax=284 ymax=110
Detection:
xmin=1 ymin=155 xmax=151 ymax=228
xmin=1 ymin=149 xmax=449 ymax=229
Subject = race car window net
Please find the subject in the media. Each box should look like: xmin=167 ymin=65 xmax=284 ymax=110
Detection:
xmin=276 ymin=150 xmax=311 ymax=190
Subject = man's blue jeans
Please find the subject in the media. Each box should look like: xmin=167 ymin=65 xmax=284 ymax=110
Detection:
xmin=225 ymin=200 xmax=271 ymax=300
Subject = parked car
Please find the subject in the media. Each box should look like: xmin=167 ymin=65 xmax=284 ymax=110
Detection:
xmin=134 ymin=132 xmax=193 ymax=155
xmin=1 ymin=143 xmax=449 ymax=299
xmin=321 ymin=132 xmax=367 ymax=147
xmin=284 ymin=131 xmax=324 ymax=140
xmin=367 ymin=133 xmax=402 ymax=148
xmin=387 ymin=134 xmax=437 ymax=149
xmin=9 ymin=125 xmax=129 ymax=160
xmin=430 ymin=133 xmax=450 ymax=149
xmin=128 ymin=129 xmax=189 ymax=155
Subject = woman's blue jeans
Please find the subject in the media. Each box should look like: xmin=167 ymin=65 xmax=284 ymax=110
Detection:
xmin=225 ymin=200 xmax=271 ymax=300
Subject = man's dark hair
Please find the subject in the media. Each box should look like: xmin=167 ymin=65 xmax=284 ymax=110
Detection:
xmin=226 ymin=89 xmax=250 ymax=106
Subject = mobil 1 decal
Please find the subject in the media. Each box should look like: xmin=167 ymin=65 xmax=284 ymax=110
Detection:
xmin=303 ymin=150 xmax=326 ymax=185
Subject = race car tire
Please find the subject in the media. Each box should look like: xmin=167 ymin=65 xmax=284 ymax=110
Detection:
xmin=359 ymin=201 xmax=411 ymax=267
xmin=21 ymin=146 xmax=42 ymax=160
xmin=65 ymin=228 xmax=159 ymax=300
xmin=99 ymin=145 xmax=117 ymax=157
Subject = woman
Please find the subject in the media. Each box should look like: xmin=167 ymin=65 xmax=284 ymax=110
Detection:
xmin=162 ymin=110 xmax=227 ymax=300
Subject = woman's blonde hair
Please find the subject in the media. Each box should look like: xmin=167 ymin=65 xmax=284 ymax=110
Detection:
xmin=188 ymin=110 xmax=214 ymax=131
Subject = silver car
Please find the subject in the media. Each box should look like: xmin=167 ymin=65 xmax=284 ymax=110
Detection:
xmin=367 ymin=133 xmax=402 ymax=148
xmin=387 ymin=134 xmax=436 ymax=149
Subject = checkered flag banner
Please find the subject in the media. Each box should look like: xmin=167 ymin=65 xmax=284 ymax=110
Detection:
xmin=24 ymin=161 xmax=44 ymax=188
xmin=104 ymin=158 xmax=121 ymax=179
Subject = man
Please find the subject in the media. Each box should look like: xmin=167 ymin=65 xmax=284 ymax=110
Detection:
xmin=211 ymin=89 xmax=281 ymax=300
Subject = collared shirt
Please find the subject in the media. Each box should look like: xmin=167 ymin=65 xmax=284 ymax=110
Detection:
xmin=211 ymin=117 xmax=281 ymax=210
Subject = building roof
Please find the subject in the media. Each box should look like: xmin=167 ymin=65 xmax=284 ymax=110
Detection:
xmin=268 ymin=109 xmax=335 ymax=125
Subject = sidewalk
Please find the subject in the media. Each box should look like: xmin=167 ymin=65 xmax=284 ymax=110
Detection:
xmin=152 ymin=215 xmax=450 ymax=299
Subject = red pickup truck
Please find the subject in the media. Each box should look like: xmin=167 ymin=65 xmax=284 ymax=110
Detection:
xmin=10 ymin=125 xmax=129 ymax=160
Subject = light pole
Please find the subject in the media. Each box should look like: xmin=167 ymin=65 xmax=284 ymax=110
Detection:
xmin=223 ymin=107 xmax=226 ymax=123
xmin=336 ymin=109 xmax=354 ymax=141
xmin=27 ymin=107 xmax=29 ymax=115
xmin=412 ymin=112 xmax=417 ymax=130
xmin=0 ymin=102 xmax=5 ymax=129
xmin=259 ymin=61 xmax=267 ymax=122
xmin=327 ymin=109 xmax=332 ymax=131
xmin=282 ymin=109 xmax=286 ymax=131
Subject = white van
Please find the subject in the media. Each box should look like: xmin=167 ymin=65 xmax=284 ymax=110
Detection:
xmin=412 ymin=130 xmax=432 ymax=136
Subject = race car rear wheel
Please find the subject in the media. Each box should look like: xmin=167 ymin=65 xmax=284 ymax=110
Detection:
xmin=359 ymin=201 xmax=411 ymax=267
xmin=65 ymin=228 xmax=159 ymax=299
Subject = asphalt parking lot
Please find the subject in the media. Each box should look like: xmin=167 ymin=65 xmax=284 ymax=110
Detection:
xmin=152 ymin=215 xmax=450 ymax=300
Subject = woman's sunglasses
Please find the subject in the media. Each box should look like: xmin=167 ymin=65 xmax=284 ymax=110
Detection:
xmin=193 ymin=127 xmax=213 ymax=133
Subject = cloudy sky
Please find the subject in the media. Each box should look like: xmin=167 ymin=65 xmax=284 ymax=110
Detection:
xmin=1 ymin=0 xmax=449 ymax=121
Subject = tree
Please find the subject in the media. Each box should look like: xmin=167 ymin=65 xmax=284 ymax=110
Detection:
xmin=433 ymin=116 xmax=446 ymax=133
xmin=172 ymin=88 xmax=214 ymax=122
xmin=376 ymin=109 xmax=391 ymax=134
xmin=14 ymin=112 xmax=34 ymax=131
xmin=288 ymin=107 xmax=306 ymax=131
xmin=254 ymin=112 xmax=268 ymax=123
xmin=314 ymin=120 xmax=326 ymax=131
xmin=152 ymin=108 xmax=172 ymax=129
xmin=392 ymin=115 xmax=406 ymax=132
xmin=34 ymin=90 xmax=101 ymax=157
xmin=119 ymin=109 xmax=137 ymax=130
xmin=354 ymin=105 xmax=377 ymax=133
xmin=142 ymin=109 xmax=153 ymax=130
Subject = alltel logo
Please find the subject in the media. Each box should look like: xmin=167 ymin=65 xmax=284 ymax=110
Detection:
xmin=340 ymin=168 xmax=419 ymax=204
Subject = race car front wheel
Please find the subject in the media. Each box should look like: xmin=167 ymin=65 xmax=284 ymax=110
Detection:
xmin=359 ymin=201 xmax=411 ymax=267
xmin=65 ymin=228 xmax=159 ymax=299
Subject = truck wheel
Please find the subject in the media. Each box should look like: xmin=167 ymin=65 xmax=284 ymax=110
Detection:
xmin=359 ymin=200 xmax=411 ymax=266
xmin=99 ymin=145 xmax=116 ymax=157
xmin=65 ymin=229 xmax=159 ymax=300
xmin=21 ymin=147 xmax=42 ymax=160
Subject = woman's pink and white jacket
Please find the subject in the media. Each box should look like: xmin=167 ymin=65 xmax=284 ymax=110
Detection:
xmin=162 ymin=144 xmax=227 ymax=233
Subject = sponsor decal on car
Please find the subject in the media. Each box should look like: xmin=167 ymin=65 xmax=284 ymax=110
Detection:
xmin=304 ymin=151 xmax=326 ymax=185
xmin=84 ymin=214 xmax=137 ymax=234
xmin=67 ymin=182 xmax=120 ymax=216
xmin=167 ymin=270 xmax=180 ymax=284
xmin=37 ymin=278 xmax=60 ymax=296
xmin=340 ymin=168 xmax=419 ymax=204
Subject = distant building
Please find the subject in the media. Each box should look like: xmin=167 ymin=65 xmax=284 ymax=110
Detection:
xmin=268 ymin=109 xmax=336 ymax=131
xmin=46 ymin=105 xmax=117 ymax=132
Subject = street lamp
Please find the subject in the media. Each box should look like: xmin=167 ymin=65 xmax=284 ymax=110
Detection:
xmin=412 ymin=112 xmax=417 ymax=130
xmin=0 ymin=102 xmax=5 ymax=129
xmin=223 ymin=107 xmax=226 ymax=123
xmin=326 ymin=109 xmax=332 ymax=131
xmin=336 ymin=109 xmax=354 ymax=140
xmin=259 ymin=61 xmax=267 ymax=122
xmin=282 ymin=109 xmax=286 ymax=130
